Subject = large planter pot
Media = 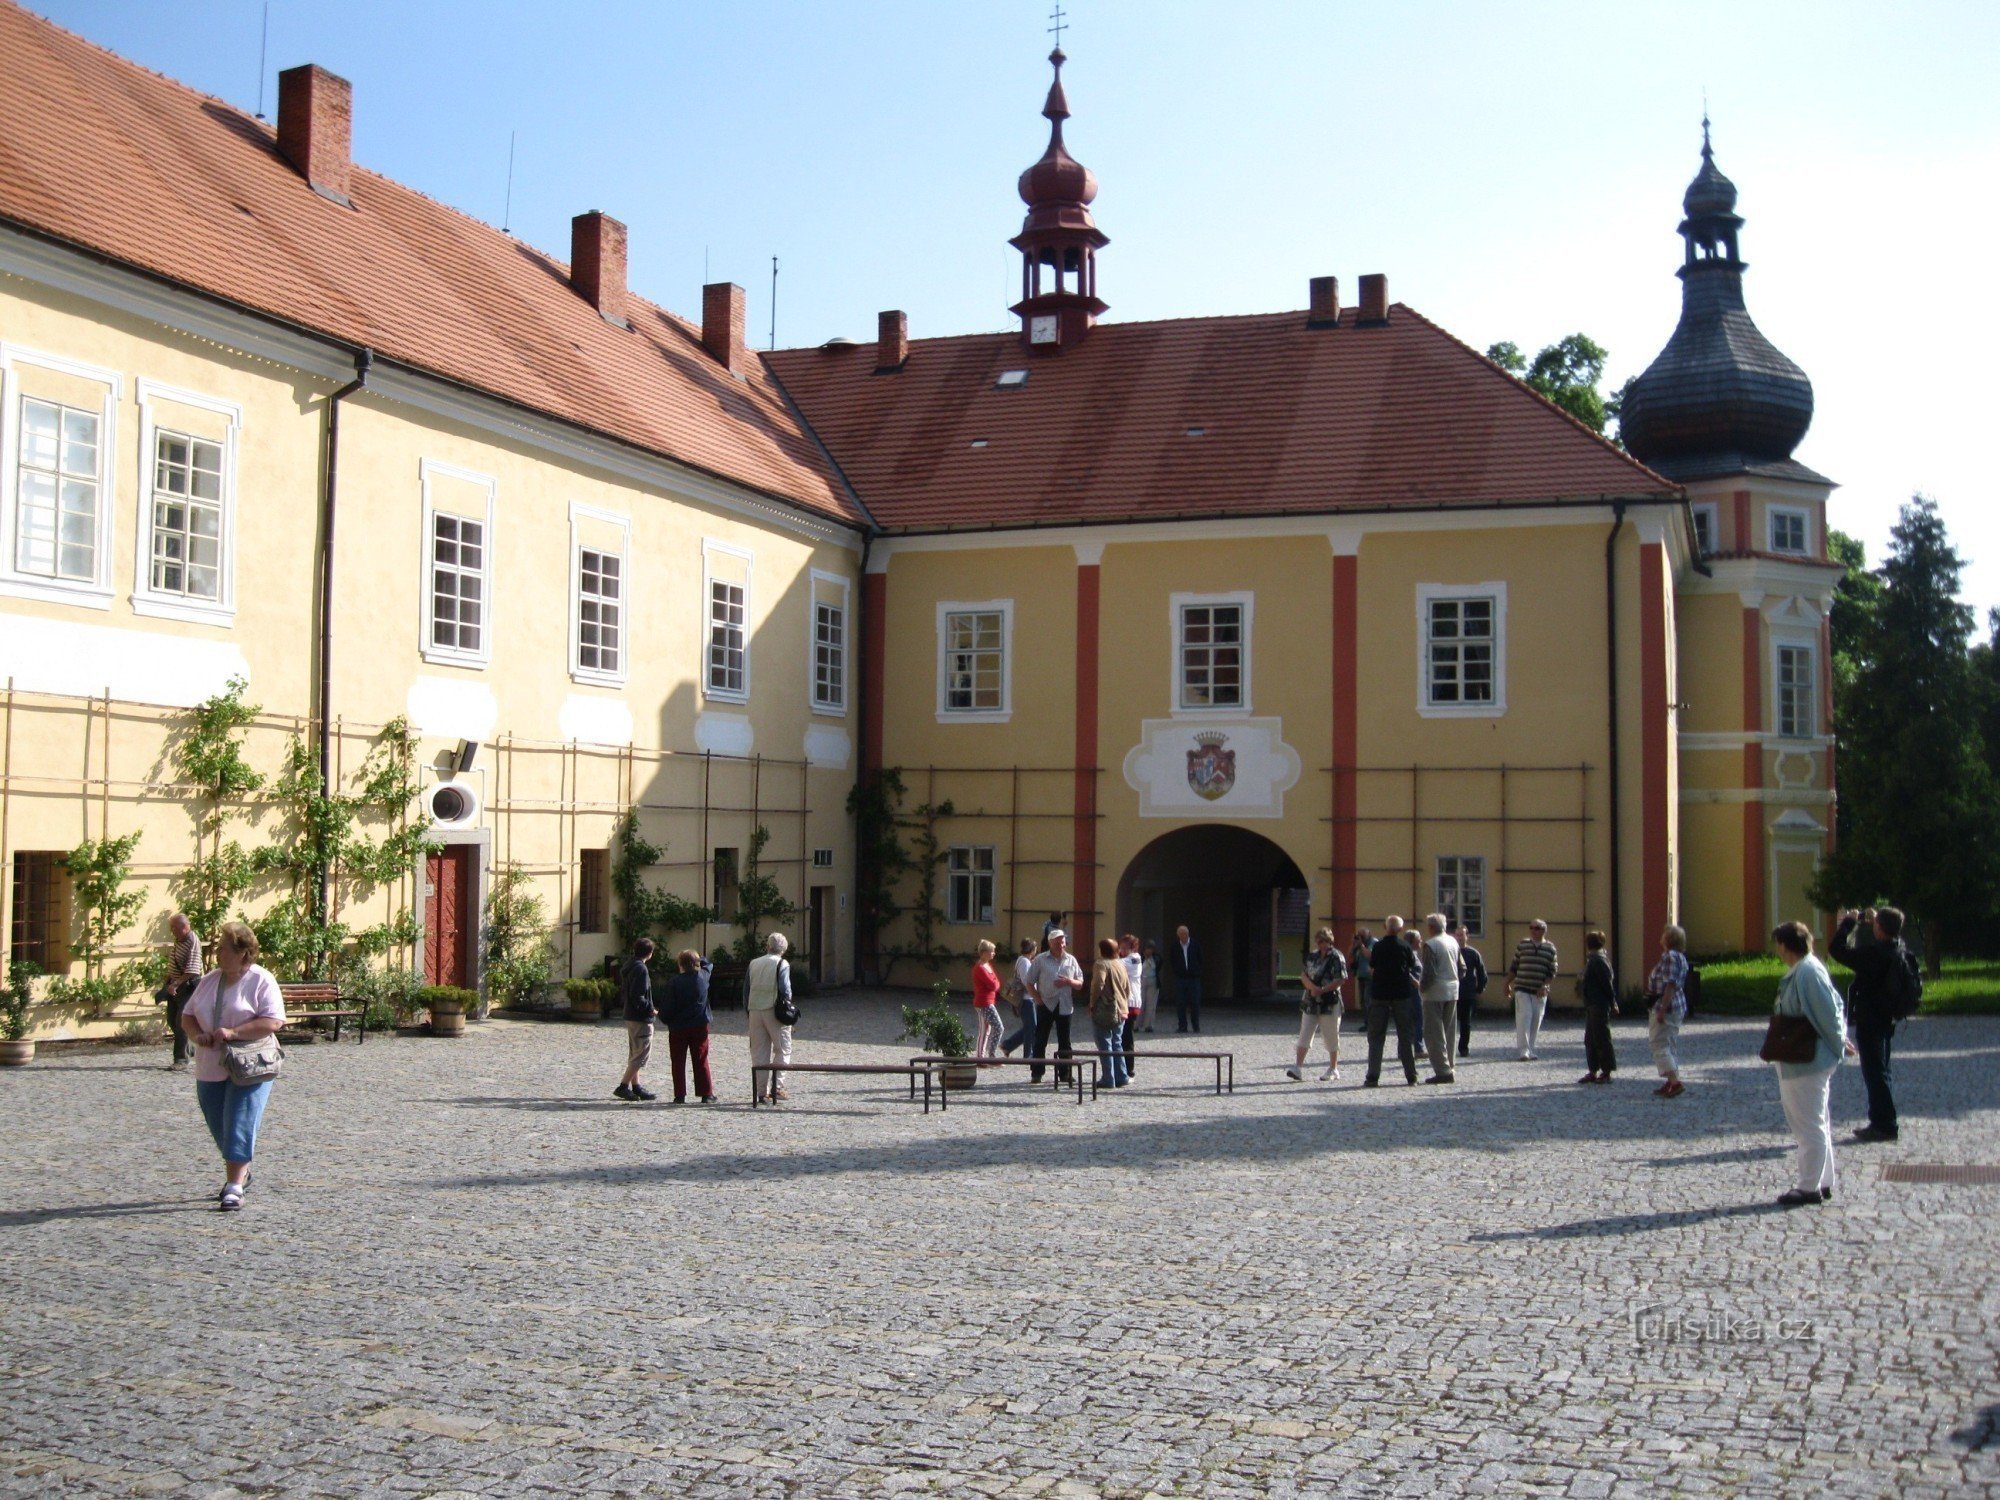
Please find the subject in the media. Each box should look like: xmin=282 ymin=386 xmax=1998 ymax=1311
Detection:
xmin=941 ymin=1059 xmax=978 ymax=1091
xmin=0 ymin=1038 xmax=34 ymax=1066
xmin=569 ymin=993 xmax=601 ymax=1020
xmin=429 ymin=1001 xmax=467 ymax=1038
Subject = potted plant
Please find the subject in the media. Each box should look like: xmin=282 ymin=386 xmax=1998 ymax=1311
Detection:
xmin=563 ymin=976 xmax=613 ymax=1020
xmin=0 ymin=959 xmax=41 ymax=1065
xmin=419 ymin=984 xmax=475 ymax=1037
xmin=900 ymin=981 xmax=976 ymax=1090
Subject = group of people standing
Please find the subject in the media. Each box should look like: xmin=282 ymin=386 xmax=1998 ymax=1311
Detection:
xmin=615 ymin=931 xmax=794 ymax=1104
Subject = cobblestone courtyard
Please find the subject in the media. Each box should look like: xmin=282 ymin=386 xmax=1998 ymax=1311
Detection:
xmin=2 ymin=996 xmax=1996 ymax=1497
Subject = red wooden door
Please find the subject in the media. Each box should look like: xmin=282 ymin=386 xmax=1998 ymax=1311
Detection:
xmin=424 ymin=845 xmax=474 ymax=987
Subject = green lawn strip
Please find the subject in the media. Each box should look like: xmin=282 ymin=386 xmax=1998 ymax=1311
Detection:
xmin=1689 ymin=953 xmax=2000 ymax=1016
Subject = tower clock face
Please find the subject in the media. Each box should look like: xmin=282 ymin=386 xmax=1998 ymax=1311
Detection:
xmin=1030 ymin=314 xmax=1059 ymax=345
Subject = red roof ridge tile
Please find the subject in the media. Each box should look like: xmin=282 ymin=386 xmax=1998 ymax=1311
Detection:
xmin=0 ymin=0 xmax=861 ymax=528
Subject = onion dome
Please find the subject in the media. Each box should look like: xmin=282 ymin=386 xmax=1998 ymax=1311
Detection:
xmin=1681 ymin=119 xmax=1738 ymax=218
xmin=1017 ymin=50 xmax=1098 ymax=226
xmin=1621 ymin=124 xmax=1816 ymax=483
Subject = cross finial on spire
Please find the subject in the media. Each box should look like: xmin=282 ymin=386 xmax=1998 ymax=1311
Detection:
xmin=1701 ymin=90 xmax=1712 ymax=157
xmin=1048 ymin=2 xmax=1067 ymax=48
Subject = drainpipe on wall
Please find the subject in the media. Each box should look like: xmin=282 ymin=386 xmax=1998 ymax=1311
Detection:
xmin=314 ymin=348 xmax=374 ymax=952
xmin=1605 ymin=500 xmax=1627 ymax=969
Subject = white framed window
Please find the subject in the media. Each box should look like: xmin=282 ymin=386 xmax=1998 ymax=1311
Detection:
xmin=936 ymin=599 xmax=1014 ymax=723
xmin=1417 ymin=582 xmax=1507 ymax=717
xmin=132 ymin=380 xmax=241 ymax=625
xmin=702 ymin=539 xmax=752 ymax=703
xmin=568 ymin=503 xmax=631 ymax=687
xmin=0 ymin=345 xmax=120 ymax=609
xmin=1436 ymin=856 xmax=1486 ymax=936
xmin=809 ymin=569 xmax=849 ymax=715
xmin=419 ymin=459 xmax=497 ymax=668
xmin=1774 ymin=641 xmax=1816 ymax=738
xmin=1768 ymin=505 xmax=1810 ymax=556
xmin=946 ymin=845 xmax=996 ymax=925
xmin=1173 ymin=590 xmax=1252 ymax=713
xmin=1690 ymin=503 xmax=1717 ymax=558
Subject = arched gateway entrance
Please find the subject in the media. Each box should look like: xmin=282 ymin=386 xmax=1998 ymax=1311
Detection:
xmin=1117 ymin=826 xmax=1310 ymax=1001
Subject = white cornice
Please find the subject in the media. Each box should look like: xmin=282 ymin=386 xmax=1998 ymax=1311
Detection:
xmin=1683 ymin=473 xmax=1837 ymax=504
xmin=0 ymin=223 xmax=861 ymax=553
xmin=1677 ymin=555 xmax=1840 ymax=600
xmin=874 ymin=501 xmax=1674 ymax=563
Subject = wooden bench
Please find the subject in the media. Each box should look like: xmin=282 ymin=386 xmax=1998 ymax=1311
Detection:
xmin=750 ymin=1061 xmax=945 ymax=1113
xmin=1111 ymin=1048 xmax=1234 ymax=1094
xmin=279 ymin=981 xmax=366 ymax=1044
xmin=906 ymin=1054 xmax=1100 ymax=1104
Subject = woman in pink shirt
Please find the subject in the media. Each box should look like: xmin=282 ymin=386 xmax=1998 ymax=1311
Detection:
xmin=180 ymin=921 xmax=286 ymax=1211
xmin=970 ymin=940 xmax=1004 ymax=1061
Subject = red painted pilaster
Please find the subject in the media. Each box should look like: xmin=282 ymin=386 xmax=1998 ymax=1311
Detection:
xmin=1331 ymin=552 xmax=1359 ymax=932
xmin=1640 ymin=542 xmax=1670 ymax=957
xmin=1741 ymin=601 xmax=1766 ymax=950
xmin=1073 ymin=560 xmax=1101 ymax=954
xmin=1732 ymin=488 xmax=1752 ymax=553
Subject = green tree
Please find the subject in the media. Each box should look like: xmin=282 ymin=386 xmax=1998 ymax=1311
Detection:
xmin=1808 ymin=497 xmax=1999 ymax=969
xmin=1826 ymin=529 xmax=1884 ymax=705
xmin=1487 ymin=334 xmax=1623 ymax=438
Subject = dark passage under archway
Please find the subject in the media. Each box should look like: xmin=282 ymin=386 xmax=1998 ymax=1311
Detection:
xmin=1117 ymin=825 xmax=1309 ymax=1001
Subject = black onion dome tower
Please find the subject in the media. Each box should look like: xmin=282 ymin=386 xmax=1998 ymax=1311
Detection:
xmin=1621 ymin=122 xmax=1818 ymax=482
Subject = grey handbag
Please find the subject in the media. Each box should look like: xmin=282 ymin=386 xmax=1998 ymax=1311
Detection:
xmin=224 ymin=1032 xmax=284 ymax=1084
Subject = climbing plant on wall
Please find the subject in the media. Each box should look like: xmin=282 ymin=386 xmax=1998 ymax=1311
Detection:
xmin=611 ymin=809 xmax=717 ymax=975
xmin=726 ymin=824 xmax=805 ymax=965
xmin=251 ymin=718 xmax=422 ymax=980
xmin=170 ymin=676 xmax=265 ymax=953
xmin=47 ymin=833 xmax=160 ymax=1016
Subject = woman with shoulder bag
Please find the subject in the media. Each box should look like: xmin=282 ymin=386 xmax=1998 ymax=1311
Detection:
xmin=180 ymin=920 xmax=286 ymax=1212
xmin=1289 ymin=928 xmax=1347 ymax=1081
xmin=1769 ymin=921 xmax=1856 ymax=1207
xmin=1088 ymin=937 xmax=1132 ymax=1089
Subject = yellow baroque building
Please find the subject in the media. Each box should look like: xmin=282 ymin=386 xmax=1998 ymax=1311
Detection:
xmin=0 ymin=10 xmax=1837 ymax=1035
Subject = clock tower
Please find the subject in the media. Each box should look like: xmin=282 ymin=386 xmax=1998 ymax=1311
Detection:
xmin=1009 ymin=47 xmax=1107 ymax=352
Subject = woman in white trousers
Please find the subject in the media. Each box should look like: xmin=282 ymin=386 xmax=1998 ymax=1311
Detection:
xmin=1770 ymin=920 xmax=1856 ymax=1208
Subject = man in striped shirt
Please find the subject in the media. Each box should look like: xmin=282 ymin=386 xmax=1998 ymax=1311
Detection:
xmin=1507 ymin=919 xmax=1559 ymax=1061
xmin=162 ymin=912 xmax=204 ymax=1071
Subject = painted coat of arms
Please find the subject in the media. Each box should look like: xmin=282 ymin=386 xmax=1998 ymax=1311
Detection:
xmin=1186 ymin=731 xmax=1236 ymax=801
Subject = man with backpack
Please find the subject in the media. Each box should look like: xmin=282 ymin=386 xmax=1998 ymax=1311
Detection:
xmin=1830 ymin=905 xmax=1920 ymax=1143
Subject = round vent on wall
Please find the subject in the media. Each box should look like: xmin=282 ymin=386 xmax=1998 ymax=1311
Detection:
xmin=426 ymin=778 xmax=481 ymax=828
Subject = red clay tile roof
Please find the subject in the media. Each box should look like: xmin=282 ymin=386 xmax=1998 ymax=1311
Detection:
xmin=0 ymin=3 xmax=859 ymax=527
xmin=768 ymin=307 xmax=1679 ymax=533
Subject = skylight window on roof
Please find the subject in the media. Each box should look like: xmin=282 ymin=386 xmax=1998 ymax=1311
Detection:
xmin=1185 ymin=426 xmax=1206 ymax=438
xmin=970 ymin=439 xmax=989 ymax=449
xmin=994 ymin=370 xmax=1029 ymax=390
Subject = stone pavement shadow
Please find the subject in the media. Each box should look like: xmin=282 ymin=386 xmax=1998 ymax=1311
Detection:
xmin=1467 ymin=1202 xmax=1790 ymax=1241
xmin=1951 ymin=1403 xmax=1997 ymax=1452
xmin=1638 ymin=1144 xmax=1789 ymax=1167
xmin=0 ymin=1198 xmax=211 ymax=1229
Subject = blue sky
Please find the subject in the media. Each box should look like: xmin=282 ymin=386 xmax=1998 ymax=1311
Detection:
xmin=36 ymin=1 xmax=2000 ymax=614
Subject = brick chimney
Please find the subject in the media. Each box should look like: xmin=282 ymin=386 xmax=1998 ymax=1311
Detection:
xmin=876 ymin=310 xmax=908 ymax=372
xmin=1357 ymin=273 xmax=1390 ymax=325
xmin=702 ymin=282 xmax=747 ymax=376
xmin=276 ymin=64 xmax=353 ymax=206
xmin=570 ymin=212 xmax=629 ymax=327
xmin=1308 ymin=276 xmax=1340 ymax=327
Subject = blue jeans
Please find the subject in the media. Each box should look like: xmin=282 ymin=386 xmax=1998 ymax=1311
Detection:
xmin=1119 ymin=1014 xmax=1138 ymax=1077
xmin=1005 ymin=1001 xmax=1038 ymax=1054
xmin=196 ymin=1078 xmax=273 ymax=1164
xmin=1853 ymin=1018 xmax=1897 ymax=1134
xmin=1176 ymin=978 xmax=1202 ymax=1032
xmin=1094 ymin=1020 xmax=1128 ymax=1087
